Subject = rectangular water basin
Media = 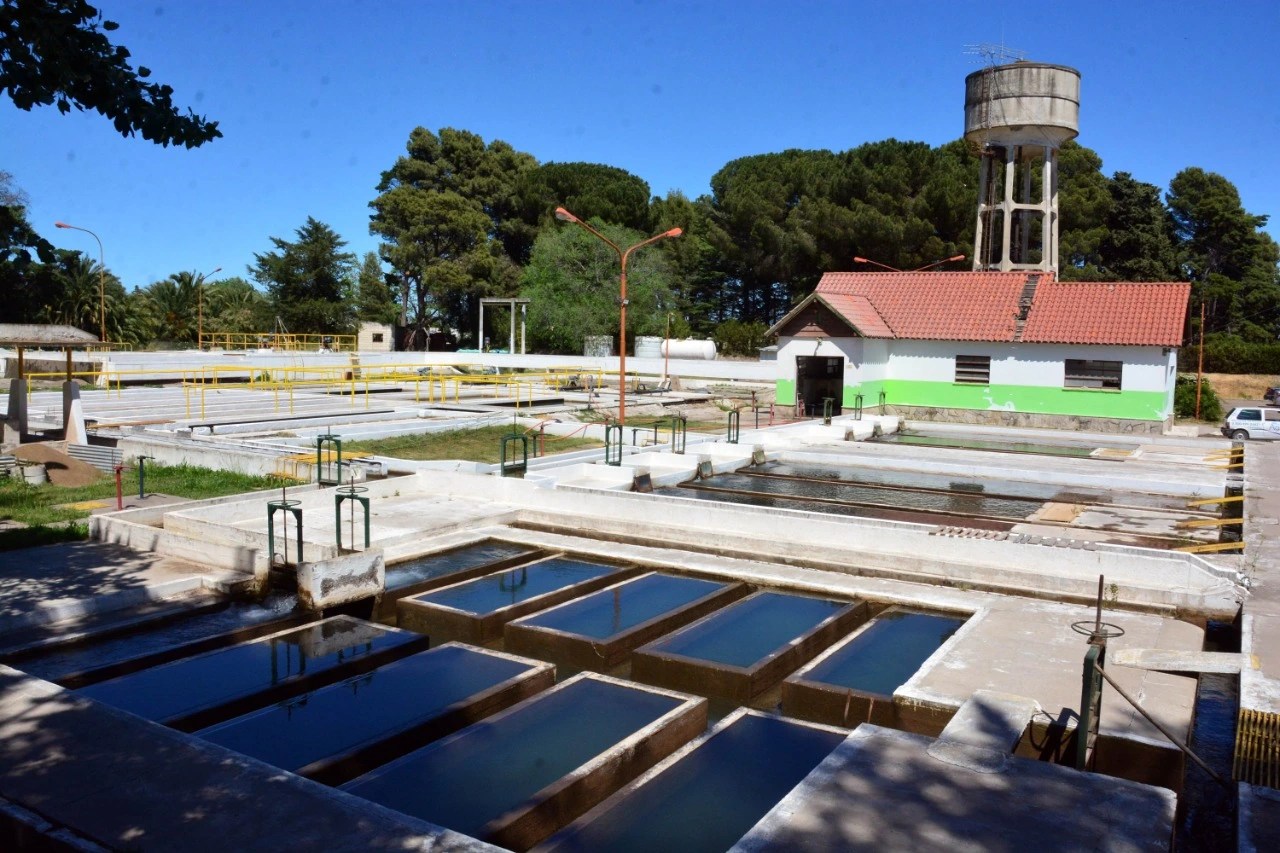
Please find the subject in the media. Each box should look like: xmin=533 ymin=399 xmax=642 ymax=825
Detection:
xmin=197 ymin=643 xmax=554 ymax=785
xmin=378 ymin=539 xmax=543 ymax=619
xmin=782 ymin=607 xmax=968 ymax=728
xmin=76 ymin=616 xmax=429 ymax=731
xmin=2 ymin=593 xmax=313 ymax=688
xmin=505 ymin=573 xmax=749 ymax=671
xmin=632 ymin=591 xmax=868 ymax=703
xmin=397 ymin=556 xmax=636 ymax=644
xmin=342 ymin=673 xmax=706 ymax=851
xmin=536 ymin=708 xmax=845 ymax=853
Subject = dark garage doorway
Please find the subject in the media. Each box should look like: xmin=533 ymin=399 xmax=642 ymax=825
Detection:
xmin=796 ymin=355 xmax=844 ymax=417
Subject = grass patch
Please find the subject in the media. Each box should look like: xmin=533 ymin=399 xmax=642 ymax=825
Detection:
xmin=345 ymin=424 xmax=601 ymax=463
xmin=0 ymin=464 xmax=295 ymax=528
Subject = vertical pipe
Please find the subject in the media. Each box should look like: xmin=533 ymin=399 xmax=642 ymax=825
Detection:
xmin=973 ymin=154 xmax=989 ymax=271
xmin=478 ymin=302 xmax=485 ymax=352
xmin=1196 ymin=301 xmax=1205 ymax=420
xmin=1000 ymin=147 xmax=1016 ymax=271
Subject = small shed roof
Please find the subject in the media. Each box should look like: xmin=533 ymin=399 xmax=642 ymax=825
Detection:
xmin=0 ymin=324 xmax=101 ymax=346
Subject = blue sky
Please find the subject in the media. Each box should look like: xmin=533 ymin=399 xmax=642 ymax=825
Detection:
xmin=4 ymin=0 xmax=1278 ymax=289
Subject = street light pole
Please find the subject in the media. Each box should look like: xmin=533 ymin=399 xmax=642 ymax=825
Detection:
xmin=554 ymin=207 xmax=681 ymax=427
xmin=196 ymin=267 xmax=222 ymax=350
xmin=853 ymin=254 xmax=967 ymax=273
xmin=54 ymin=221 xmax=107 ymax=344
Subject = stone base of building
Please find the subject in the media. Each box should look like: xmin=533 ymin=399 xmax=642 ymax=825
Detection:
xmin=883 ymin=405 xmax=1170 ymax=435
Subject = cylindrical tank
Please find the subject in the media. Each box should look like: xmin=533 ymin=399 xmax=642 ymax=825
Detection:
xmin=19 ymin=463 xmax=48 ymax=485
xmin=661 ymin=339 xmax=717 ymax=360
xmin=634 ymin=336 xmax=662 ymax=359
xmin=964 ymin=62 xmax=1080 ymax=148
xmin=583 ymin=335 xmax=614 ymax=357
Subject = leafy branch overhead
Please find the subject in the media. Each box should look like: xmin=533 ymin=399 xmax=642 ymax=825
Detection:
xmin=0 ymin=0 xmax=220 ymax=147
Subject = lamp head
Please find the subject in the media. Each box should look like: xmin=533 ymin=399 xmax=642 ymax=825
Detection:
xmin=947 ymin=254 xmax=966 ymax=262
xmin=55 ymin=221 xmax=71 ymax=229
xmin=554 ymin=207 xmax=579 ymax=224
xmin=853 ymin=256 xmax=868 ymax=263
xmin=663 ymin=228 xmax=683 ymax=238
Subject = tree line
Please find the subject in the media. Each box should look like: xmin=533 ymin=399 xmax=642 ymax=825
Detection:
xmin=3 ymin=3 xmax=1276 ymax=361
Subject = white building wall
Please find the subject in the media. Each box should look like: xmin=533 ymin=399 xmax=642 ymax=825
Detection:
xmin=885 ymin=340 xmax=1171 ymax=392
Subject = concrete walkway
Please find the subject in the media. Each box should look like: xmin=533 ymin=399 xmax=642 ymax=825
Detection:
xmin=0 ymin=541 xmax=246 ymax=642
xmin=1240 ymin=441 xmax=1280 ymax=850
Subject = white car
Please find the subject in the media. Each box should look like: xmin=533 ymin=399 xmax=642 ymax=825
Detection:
xmin=1221 ymin=406 xmax=1280 ymax=440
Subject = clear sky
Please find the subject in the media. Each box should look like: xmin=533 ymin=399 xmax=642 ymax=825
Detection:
xmin=4 ymin=0 xmax=1278 ymax=290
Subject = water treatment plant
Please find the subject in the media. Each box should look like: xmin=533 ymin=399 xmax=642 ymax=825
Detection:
xmin=3 ymin=58 xmax=1279 ymax=853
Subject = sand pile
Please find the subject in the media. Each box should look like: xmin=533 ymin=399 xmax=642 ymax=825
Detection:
xmin=12 ymin=443 xmax=103 ymax=487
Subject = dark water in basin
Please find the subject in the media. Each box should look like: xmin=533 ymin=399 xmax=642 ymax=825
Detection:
xmin=872 ymin=431 xmax=1134 ymax=458
xmin=798 ymin=610 xmax=966 ymax=695
xmin=516 ymin=574 xmax=728 ymax=640
xmin=385 ymin=540 xmax=538 ymax=590
xmin=413 ymin=557 xmax=617 ymax=615
xmin=1176 ymin=619 xmax=1239 ymax=851
xmin=78 ymin=619 xmax=415 ymax=722
xmin=749 ymin=461 xmax=1189 ymax=512
xmin=647 ymin=592 xmax=848 ymax=669
xmin=544 ymin=712 xmax=844 ymax=853
xmin=685 ymin=472 xmax=1040 ymax=519
xmin=9 ymin=593 xmax=299 ymax=683
xmin=343 ymin=677 xmax=684 ymax=838
xmin=197 ymin=644 xmax=537 ymax=775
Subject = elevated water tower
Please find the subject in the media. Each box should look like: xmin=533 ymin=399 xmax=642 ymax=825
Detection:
xmin=964 ymin=60 xmax=1080 ymax=273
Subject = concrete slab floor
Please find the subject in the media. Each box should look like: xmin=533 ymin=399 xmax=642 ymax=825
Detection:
xmin=0 ymin=666 xmax=499 ymax=852
xmin=729 ymin=725 xmax=1175 ymax=852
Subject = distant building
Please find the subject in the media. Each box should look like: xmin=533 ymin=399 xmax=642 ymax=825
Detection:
xmin=358 ymin=322 xmax=393 ymax=353
xmin=767 ymin=271 xmax=1190 ymax=432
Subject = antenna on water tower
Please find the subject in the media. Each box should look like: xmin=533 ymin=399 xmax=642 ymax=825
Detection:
xmin=961 ymin=46 xmax=1079 ymax=275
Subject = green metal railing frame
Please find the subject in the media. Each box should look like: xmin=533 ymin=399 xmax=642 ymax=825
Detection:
xmin=604 ymin=424 xmax=623 ymax=466
xmin=726 ymin=410 xmax=741 ymax=444
xmin=500 ymin=433 xmax=529 ymax=476
xmin=316 ymin=433 xmax=343 ymax=486
xmin=267 ymin=499 xmax=303 ymax=565
xmin=334 ymin=486 xmax=370 ymax=550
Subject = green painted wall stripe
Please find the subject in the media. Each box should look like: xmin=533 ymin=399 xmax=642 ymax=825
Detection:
xmin=776 ymin=378 xmax=1167 ymax=420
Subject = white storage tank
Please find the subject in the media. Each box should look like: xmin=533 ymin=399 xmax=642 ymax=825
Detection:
xmin=634 ymin=336 xmax=663 ymax=359
xmin=661 ymin=339 xmax=717 ymax=360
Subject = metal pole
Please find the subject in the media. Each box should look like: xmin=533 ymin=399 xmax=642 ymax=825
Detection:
xmin=618 ymin=250 xmax=628 ymax=428
xmin=1195 ymin=301 xmax=1205 ymax=420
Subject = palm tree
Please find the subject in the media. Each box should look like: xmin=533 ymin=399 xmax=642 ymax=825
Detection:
xmin=145 ymin=272 xmax=199 ymax=343
xmin=39 ymin=252 xmax=122 ymax=340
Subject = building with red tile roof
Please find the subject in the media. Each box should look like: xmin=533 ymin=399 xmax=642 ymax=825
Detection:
xmin=766 ymin=270 xmax=1190 ymax=430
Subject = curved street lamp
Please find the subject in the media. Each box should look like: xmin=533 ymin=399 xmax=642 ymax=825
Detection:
xmin=54 ymin=221 xmax=107 ymax=344
xmin=554 ymin=207 xmax=682 ymax=427
xmin=853 ymin=254 xmax=966 ymax=272
xmin=196 ymin=267 xmax=222 ymax=350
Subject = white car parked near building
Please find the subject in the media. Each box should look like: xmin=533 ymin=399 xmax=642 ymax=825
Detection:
xmin=1221 ymin=406 xmax=1280 ymax=440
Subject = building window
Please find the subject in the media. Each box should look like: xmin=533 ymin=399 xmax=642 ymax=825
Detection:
xmin=1064 ymin=359 xmax=1122 ymax=390
xmin=372 ymin=333 xmax=384 ymax=343
xmin=955 ymin=355 xmax=991 ymax=385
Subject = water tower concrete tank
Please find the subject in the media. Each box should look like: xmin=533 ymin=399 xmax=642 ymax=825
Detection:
xmin=964 ymin=62 xmax=1081 ymax=274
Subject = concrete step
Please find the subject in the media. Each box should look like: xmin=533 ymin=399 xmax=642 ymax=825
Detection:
xmin=938 ymin=689 xmax=1041 ymax=753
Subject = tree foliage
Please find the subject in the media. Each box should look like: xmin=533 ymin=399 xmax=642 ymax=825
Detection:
xmin=370 ymin=127 xmax=533 ymax=343
xmin=250 ymin=217 xmax=357 ymax=334
xmin=0 ymin=0 xmax=220 ymax=147
xmin=516 ymin=162 xmax=653 ymax=234
xmin=519 ymin=219 xmax=676 ymax=355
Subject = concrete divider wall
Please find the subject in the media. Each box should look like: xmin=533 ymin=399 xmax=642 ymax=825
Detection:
xmin=408 ymin=470 xmax=1240 ymax=616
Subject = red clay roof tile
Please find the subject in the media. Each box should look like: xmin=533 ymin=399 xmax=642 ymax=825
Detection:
xmin=810 ymin=271 xmax=1190 ymax=346
xmin=1021 ymin=280 xmax=1190 ymax=347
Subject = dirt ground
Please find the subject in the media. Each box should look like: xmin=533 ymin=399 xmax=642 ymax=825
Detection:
xmin=1203 ymin=373 xmax=1279 ymax=401
xmin=12 ymin=443 xmax=104 ymax=487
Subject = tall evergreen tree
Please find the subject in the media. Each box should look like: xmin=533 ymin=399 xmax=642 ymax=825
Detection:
xmin=250 ymin=217 xmax=356 ymax=334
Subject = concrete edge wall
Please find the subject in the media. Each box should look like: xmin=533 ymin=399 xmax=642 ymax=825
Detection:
xmin=406 ymin=470 xmax=1240 ymax=617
